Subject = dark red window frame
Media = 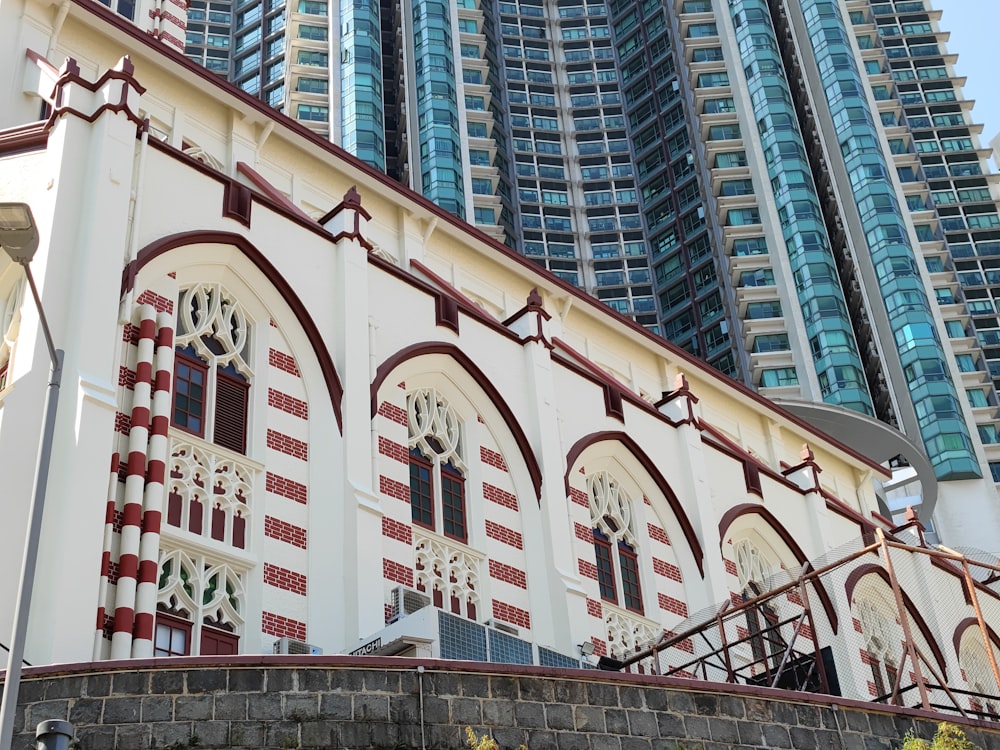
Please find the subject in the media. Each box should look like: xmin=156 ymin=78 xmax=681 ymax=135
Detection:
xmin=870 ymin=657 xmax=885 ymax=697
xmin=593 ymin=530 xmax=617 ymax=603
xmin=214 ymin=369 xmax=249 ymax=454
xmin=200 ymin=624 xmax=240 ymax=655
xmin=172 ymin=351 xmax=208 ymax=438
xmin=409 ymin=450 xmax=434 ymax=530
xmin=441 ymin=461 xmax=467 ymax=542
xmin=172 ymin=347 xmax=250 ymax=455
xmin=154 ymin=612 xmax=193 ymax=657
xmin=154 ymin=612 xmax=240 ymax=656
xmin=618 ymin=542 xmax=643 ymax=613
xmin=743 ymin=588 xmax=783 ymax=673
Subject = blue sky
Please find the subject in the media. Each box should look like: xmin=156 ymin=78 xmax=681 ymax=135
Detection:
xmin=932 ymin=0 xmax=1000 ymax=155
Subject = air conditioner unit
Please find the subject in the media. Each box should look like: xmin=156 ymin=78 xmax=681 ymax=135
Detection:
xmin=486 ymin=619 xmax=519 ymax=637
xmin=273 ymin=637 xmax=323 ymax=655
xmin=389 ymin=585 xmax=432 ymax=623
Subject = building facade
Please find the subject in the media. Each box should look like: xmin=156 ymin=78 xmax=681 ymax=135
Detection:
xmin=8 ymin=0 xmax=1000 ymax=720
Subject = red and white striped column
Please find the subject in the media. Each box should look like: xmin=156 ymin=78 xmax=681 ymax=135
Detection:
xmin=132 ymin=311 xmax=174 ymax=657
xmin=93 ymin=452 xmax=120 ymax=660
xmin=110 ymin=304 xmax=157 ymax=659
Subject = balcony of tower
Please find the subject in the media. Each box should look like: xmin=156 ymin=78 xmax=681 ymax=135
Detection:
xmin=741 ymin=313 xmax=788 ymax=352
xmin=748 ymin=348 xmax=797 ymax=380
xmin=673 ymin=0 xmax=713 ymax=24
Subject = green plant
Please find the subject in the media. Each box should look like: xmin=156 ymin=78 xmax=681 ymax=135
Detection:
xmin=902 ymin=723 xmax=981 ymax=750
xmin=465 ymin=727 xmax=526 ymax=750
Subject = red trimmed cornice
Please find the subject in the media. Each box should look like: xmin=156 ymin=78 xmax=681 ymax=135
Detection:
xmin=124 ymin=230 xmax=343 ymax=431
xmin=0 ymin=120 xmax=49 ymax=157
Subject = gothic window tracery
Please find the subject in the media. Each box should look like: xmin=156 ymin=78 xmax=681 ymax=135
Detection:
xmin=959 ymin=638 xmax=1000 ymax=719
xmin=165 ymin=440 xmax=252 ymax=548
xmin=588 ymin=471 xmax=643 ymax=613
xmin=734 ymin=538 xmax=784 ymax=671
xmin=407 ymin=388 xmax=467 ymax=542
xmin=413 ymin=535 xmax=482 ymax=620
xmin=155 ymin=547 xmax=245 ymax=656
xmin=856 ymin=595 xmax=900 ymax=700
xmin=172 ymin=284 xmax=252 ymax=454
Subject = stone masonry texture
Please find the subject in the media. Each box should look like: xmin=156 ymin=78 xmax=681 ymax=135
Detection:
xmin=4 ymin=658 xmax=1000 ymax=750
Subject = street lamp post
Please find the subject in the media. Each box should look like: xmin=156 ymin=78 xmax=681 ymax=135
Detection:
xmin=0 ymin=203 xmax=64 ymax=750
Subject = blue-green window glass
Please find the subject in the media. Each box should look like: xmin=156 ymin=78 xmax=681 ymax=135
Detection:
xmin=746 ymin=301 xmax=782 ymax=319
xmin=341 ymin=0 xmax=385 ymax=169
xmin=297 ymin=49 xmax=327 ymax=65
xmin=731 ymin=0 xmax=875 ymax=416
xmin=298 ymin=24 xmax=327 ymax=40
xmin=761 ymin=368 xmax=798 ymax=387
xmin=297 ymin=77 xmax=327 ymax=94
xmin=967 ymin=389 xmax=990 ymax=408
xmin=297 ymin=104 xmax=328 ymax=121
xmin=752 ymin=334 xmax=789 ymax=353
xmin=800 ymin=0 xmax=979 ymax=479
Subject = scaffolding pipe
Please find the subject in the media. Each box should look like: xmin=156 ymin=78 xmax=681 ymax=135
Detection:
xmin=877 ymin=528 xmax=930 ymax=710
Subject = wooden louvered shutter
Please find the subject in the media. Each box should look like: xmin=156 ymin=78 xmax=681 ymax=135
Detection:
xmin=214 ymin=371 xmax=249 ymax=454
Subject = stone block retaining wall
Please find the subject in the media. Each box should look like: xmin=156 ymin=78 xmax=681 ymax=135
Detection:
xmin=5 ymin=657 xmax=1000 ymax=750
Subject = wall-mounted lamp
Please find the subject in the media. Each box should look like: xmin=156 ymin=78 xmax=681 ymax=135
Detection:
xmin=0 ymin=203 xmax=40 ymax=262
xmin=579 ymin=641 xmax=596 ymax=657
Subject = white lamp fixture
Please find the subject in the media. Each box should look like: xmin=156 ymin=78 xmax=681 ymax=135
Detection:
xmin=0 ymin=203 xmax=40 ymax=264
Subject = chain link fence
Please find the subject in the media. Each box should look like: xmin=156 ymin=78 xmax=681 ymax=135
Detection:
xmin=618 ymin=527 xmax=1000 ymax=720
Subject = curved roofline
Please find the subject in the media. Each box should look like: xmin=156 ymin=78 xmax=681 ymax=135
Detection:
xmin=774 ymin=399 xmax=937 ymax=518
xmin=719 ymin=503 xmax=839 ymax=634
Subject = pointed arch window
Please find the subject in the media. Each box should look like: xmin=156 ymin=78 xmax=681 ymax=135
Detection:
xmin=155 ymin=549 xmax=245 ymax=656
xmin=856 ymin=597 xmax=899 ymax=702
xmin=734 ymin=538 xmax=785 ymax=672
xmin=172 ymin=285 xmax=252 ymax=454
xmin=407 ymin=389 xmax=468 ymax=542
xmin=959 ymin=639 xmax=1000 ymax=720
xmin=588 ymin=471 xmax=643 ymax=614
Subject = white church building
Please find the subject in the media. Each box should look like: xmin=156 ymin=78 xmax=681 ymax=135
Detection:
xmin=2 ymin=0 xmax=1000 ymax=716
